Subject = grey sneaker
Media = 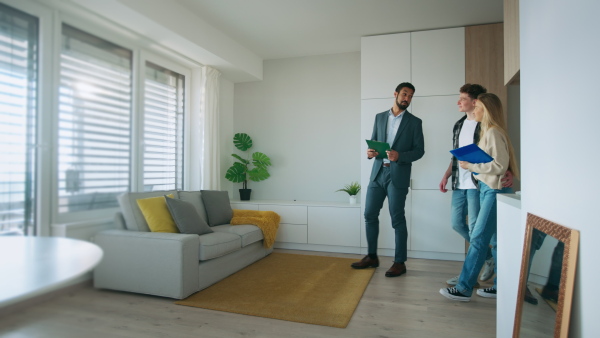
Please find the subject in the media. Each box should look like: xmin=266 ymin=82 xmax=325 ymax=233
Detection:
xmin=439 ymin=287 xmax=471 ymax=302
xmin=476 ymin=286 xmax=497 ymax=298
xmin=446 ymin=275 xmax=480 ymax=288
xmin=479 ymin=258 xmax=495 ymax=282
xmin=446 ymin=275 xmax=459 ymax=285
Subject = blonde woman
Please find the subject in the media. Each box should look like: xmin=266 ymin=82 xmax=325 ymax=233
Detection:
xmin=440 ymin=93 xmax=519 ymax=301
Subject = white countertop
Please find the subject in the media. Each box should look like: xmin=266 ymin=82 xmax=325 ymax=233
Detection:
xmin=0 ymin=236 xmax=103 ymax=308
xmin=497 ymin=193 xmax=522 ymax=209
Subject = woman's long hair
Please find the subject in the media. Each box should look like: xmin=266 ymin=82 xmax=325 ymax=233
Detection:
xmin=477 ymin=93 xmax=520 ymax=179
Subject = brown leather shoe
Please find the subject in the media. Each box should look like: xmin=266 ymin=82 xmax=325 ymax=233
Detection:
xmin=351 ymin=255 xmax=379 ymax=269
xmin=385 ymin=262 xmax=407 ymax=277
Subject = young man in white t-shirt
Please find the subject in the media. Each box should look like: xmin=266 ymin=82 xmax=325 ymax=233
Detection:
xmin=439 ymin=84 xmax=512 ymax=286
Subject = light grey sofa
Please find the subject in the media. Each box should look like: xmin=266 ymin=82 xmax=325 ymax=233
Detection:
xmin=93 ymin=190 xmax=272 ymax=299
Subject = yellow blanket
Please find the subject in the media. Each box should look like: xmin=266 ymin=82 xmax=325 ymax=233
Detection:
xmin=231 ymin=209 xmax=280 ymax=248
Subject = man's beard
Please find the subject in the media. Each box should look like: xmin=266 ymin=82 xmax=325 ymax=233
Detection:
xmin=396 ymin=99 xmax=409 ymax=110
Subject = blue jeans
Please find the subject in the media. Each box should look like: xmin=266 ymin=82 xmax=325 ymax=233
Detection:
xmin=451 ymin=189 xmax=480 ymax=240
xmin=364 ymin=167 xmax=409 ymax=263
xmin=456 ymin=182 xmax=512 ymax=296
xmin=451 ymin=189 xmax=492 ymax=260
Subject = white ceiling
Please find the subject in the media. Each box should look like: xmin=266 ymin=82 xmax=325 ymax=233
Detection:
xmin=174 ymin=0 xmax=504 ymax=60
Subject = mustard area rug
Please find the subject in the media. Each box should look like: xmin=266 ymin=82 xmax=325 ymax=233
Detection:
xmin=175 ymin=253 xmax=375 ymax=328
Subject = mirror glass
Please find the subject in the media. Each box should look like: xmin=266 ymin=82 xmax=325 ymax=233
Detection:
xmin=514 ymin=213 xmax=579 ymax=338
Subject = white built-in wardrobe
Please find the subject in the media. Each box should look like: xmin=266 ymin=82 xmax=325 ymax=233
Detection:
xmin=360 ymin=27 xmax=467 ymax=261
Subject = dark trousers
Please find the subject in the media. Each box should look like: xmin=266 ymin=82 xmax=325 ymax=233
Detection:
xmin=363 ymin=167 xmax=409 ymax=263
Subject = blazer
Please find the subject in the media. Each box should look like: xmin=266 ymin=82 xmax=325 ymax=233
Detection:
xmin=368 ymin=110 xmax=425 ymax=188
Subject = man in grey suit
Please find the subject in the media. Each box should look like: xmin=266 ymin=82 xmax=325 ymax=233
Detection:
xmin=351 ymin=82 xmax=425 ymax=277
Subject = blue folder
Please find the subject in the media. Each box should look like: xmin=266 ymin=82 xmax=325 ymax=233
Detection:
xmin=450 ymin=143 xmax=493 ymax=163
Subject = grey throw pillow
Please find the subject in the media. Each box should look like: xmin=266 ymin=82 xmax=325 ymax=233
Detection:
xmin=165 ymin=196 xmax=213 ymax=235
xmin=200 ymin=190 xmax=233 ymax=226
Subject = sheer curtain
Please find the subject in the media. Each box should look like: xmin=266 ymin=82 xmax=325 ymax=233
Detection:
xmin=189 ymin=66 xmax=221 ymax=190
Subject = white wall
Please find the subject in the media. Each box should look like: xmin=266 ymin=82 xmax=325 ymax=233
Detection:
xmin=231 ymin=52 xmax=361 ymax=202
xmin=515 ymin=0 xmax=600 ymax=336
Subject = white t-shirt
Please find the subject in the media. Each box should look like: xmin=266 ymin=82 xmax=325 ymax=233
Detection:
xmin=457 ymin=119 xmax=478 ymax=189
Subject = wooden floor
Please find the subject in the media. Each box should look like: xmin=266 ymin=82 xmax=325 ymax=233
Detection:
xmin=0 ymin=249 xmax=496 ymax=338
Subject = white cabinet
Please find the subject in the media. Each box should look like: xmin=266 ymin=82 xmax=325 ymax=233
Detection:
xmin=410 ymin=190 xmax=464 ymax=254
xmin=259 ymin=204 xmax=307 ymax=244
xmin=231 ymin=203 xmax=258 ymax=210
xmin=410 ymin=95 xmax=464 ymax=190
xmin=230 ymin=201 xmax=361 ymax=248
xmin=411 ymin=28 xmax=465 ymax=97
xmin=308 ymin=206 xmax=360 ymax=247
xmin=361 ymin=27 xmax=466 ymax=260
xmin=360 ymin=33 xmax=411 ymax=100
xmin=230 ymin=202 xmax=308 ymax=244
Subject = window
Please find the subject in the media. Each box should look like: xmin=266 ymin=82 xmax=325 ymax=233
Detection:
xmin=0 ymin=3 xmax=39 ymax=235
xmin=142 ymin=61 xmax=185 ymax=192
xmin=57 ymin=24 xmax=132 ymax=213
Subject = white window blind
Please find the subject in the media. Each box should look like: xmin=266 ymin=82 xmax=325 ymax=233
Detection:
xmin=0 ymin=4 xmax=38 ymax=235
xmin=143 ymin=61 xmax=184 ymax=192
xmin=58 ymin=25 xmax=132 ymax=213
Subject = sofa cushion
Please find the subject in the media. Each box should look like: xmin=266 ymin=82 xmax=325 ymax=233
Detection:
xmin=200 ymin=190 xmax=233 ymax=226
xmin=211 ymin=224 xmax=263 ymax=247
xmin=177 ymin=191 xmax=208 ymax=224
xmin=118 ymin=190 xmax=178 ymax=232
xmin=197 ymin=232 xmax=241 ymax=261
xmin=137 ymin=194 xmax=178 ymax=233
xmin=165 ymin=196 xmax=213 ymax=235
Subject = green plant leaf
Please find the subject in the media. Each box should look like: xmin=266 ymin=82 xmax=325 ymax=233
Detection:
xmin=233 ymin=133 xmax=252 ymax=151
xmin=248 ymin=167 xmax=270 ymax=182
xmin=252 ymin=152 xmax=271 ymax=167
xmin=225 ymin=162 xmax=247 ymax=183
xmin=226 ymin=133 xmax=271 ymax=185
xmin=335 ymin=181 xmax=361 ymax=195
xmin=231 ymin=153 xmax=249 ymax=164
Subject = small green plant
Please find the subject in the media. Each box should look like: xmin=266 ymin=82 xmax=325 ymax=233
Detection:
xmin=225 ymin=133 xmax=272 ymax=189
xmin=336 ymin=182 xmax=361 ymax=196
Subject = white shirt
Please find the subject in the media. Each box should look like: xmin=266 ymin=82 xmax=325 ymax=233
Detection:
xmin=457 ymin=119 xmax=478 ymax=189
xmin=384 ymin=109 xmax=405 ymax=164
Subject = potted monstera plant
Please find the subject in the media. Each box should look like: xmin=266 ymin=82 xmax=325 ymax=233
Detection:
xmin=225 ymin=133 xmax=272 ymax=200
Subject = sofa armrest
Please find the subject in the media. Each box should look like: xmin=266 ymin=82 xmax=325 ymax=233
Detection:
xmin=93 ymin=229 xmax=200 ymax=299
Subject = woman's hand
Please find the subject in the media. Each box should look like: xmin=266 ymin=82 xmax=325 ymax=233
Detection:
xmin=459 ymin=160 xmax=471 ymax=170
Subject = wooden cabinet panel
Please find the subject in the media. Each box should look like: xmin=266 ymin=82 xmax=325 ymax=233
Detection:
xmin=504 ymin=0 xmax=520 ymax=85
xmin=465 ymin=23 xmax=508 ymax=118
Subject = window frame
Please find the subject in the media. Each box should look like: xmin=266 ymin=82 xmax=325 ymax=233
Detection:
xmin=53 ymin=14 xmax=137 ymax=224
xmin=52 ymin=13 xmax=196 ymax=225
xmin=1 ymin=0 xmax=55 ymax=236
xmin=136 ymin=51 xmax=191 ymax=193
xmin=0 ymin=1 xmax=202 ymax=230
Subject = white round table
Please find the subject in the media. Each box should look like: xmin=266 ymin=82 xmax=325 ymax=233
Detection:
xmin=0 ymin=236 xmax=103 ymax=308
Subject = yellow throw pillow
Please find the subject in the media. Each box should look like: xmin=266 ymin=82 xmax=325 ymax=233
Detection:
xmin=136 ymin=194 xmax=179 ymax=233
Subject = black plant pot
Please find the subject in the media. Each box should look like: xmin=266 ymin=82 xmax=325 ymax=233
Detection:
xmin=239 ymin=189 xmax=252 ymax=201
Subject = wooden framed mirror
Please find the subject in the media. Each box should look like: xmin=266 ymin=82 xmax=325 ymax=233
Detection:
xmin=513 ymin=213 xmax=579 ymax=337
